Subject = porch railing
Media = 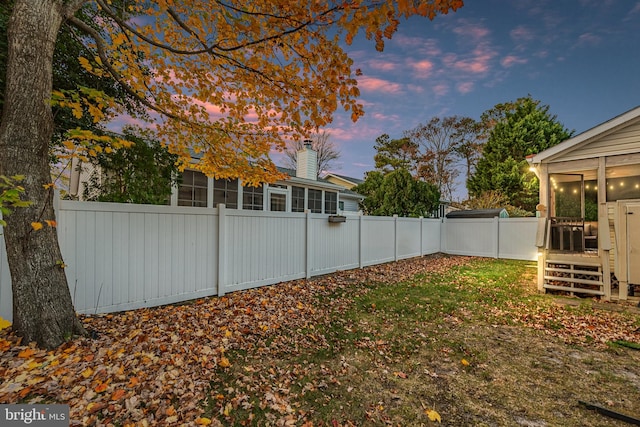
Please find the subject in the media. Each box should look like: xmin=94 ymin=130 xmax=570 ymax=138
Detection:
xmin=548 ymin=217 xmax=585 ymax=252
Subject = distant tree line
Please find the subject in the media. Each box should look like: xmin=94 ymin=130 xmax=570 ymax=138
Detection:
xmin=356 ymin=96 xmax=572 ymax=217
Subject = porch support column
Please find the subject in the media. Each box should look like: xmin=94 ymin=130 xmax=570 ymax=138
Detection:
xmin=536 ymin=163 xmax=549 ymax=293
xmin=597 ymin=157 xmax=612 ymax=300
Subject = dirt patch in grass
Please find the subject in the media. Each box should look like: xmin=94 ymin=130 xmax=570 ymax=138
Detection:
xmin=2 ymin=254 xmax=640 ymax=426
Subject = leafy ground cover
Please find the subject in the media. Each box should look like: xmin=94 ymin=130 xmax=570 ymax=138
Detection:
xmin=1 ymin=254 xmax=640 ymax=426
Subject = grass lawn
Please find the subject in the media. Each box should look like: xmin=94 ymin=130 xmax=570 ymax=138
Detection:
xmin=2 ymin=255 xmax=640 ymax=426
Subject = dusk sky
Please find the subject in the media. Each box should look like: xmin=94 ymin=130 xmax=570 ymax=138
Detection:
xmin=282 ymin=0 xmax=640 ymax=200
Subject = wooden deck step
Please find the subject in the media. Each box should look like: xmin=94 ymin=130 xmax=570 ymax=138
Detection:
xmin=543 ymin=275 xmax=603 ymax=286
xmin=544 ymin=267 xmax=602 ymax=277
xmin=545 ymin=259 xmax=602 ymax=268
xmin=543 ymin=284 xmax=604 ymax=296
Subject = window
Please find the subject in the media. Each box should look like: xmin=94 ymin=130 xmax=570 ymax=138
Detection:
xmin=243 ymin=184 xmax=264 ymax=210
xmin=292 ymin=186 xmax=305 ymax=212
xmin=213 ymin=178 xmax=238 ymax=209
xmin=178 ymin=170 xmax=208 ymax=207
xmin=308 ymin=189 xmax=322 ymax=213
xmin=270 ymin=193 xmax=287 ymax=211
xmin=339 ymin=201 xmax=345 ymax=211
xmin=325 ymin=192 xmax=337 ymax=214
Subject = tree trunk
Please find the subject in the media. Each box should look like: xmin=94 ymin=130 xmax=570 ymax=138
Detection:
xmin=0 ymin=0 xmax=86 ymax=348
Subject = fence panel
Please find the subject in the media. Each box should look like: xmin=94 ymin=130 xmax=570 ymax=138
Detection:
xmin=0 ymin=231 xmax=11 ymax=322
xmin=223 ymin=210 xmax=307 ymax=293
xmin=443 ymin=218 xmax=498 ymax=257
xmin=498 ymin=218 xmax=538 ymax=260
xmin=396 ymin=217 xmax=422 ymax=260
xmin=309 ymin=215 xmax=360 ymax=276
xmin=57 ymin=201 xmax=219 ymax=315
xmin=360 ymin=216 xmax=396 ymax=266
xmin=0 ymin=202 xmax=542 ymax=322
xmin=421 ymin=219 xmax=442 ymax=255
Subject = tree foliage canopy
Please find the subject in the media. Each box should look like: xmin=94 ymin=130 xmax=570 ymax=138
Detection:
xmin=81 ymin=126 xmax=180 ymax=204
xmin=56 ymin=0 xmax=464 ymax=185
xmin=467 ymin=96 xmax=572 ymax=212
xmin=355 ymin=169 xmax=440 ymax=217
xmin=0 ymin=0 xmax=463 ymax=348
xmin=373 ymin=134 xmax=418 ymax=174
xmin=406 ymin=115 xmax=482 ymax=200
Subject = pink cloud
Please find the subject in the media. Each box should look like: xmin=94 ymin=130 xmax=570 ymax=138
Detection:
xmin=367 ymin=59 xmax=399 ymax=72
xmin=357 ymin=76 xmax=404 ymax=94
xmin=456 ymin=82 xmax=474 ymax=94
xmin=447 ymin=48 xmax=494 ymax=74
xmin=394 ymin=35 xmax=442 ymax=56
xmin=432 ymin=83 xmax=449 ymax=97
xmin=501 ymin=55 xmax=528 ymax=68
xmin=452 ymin=22 xmax=490 ymax=39
xmin=406 ymin=84 xmax=426 ymax=94
xmin=408 ymin=59 xmax=435 ymax=78
xmin=510 ymin=25 xmax=534 ymax=42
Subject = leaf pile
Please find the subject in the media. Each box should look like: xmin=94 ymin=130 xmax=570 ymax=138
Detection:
xmin=1 ymin=254 xmax=639 ymax=426
xmin=0 ymin=254 xmax=468 ymax=425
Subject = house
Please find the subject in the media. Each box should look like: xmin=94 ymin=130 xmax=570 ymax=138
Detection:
xmin=527 ymin=106 xmax=640 ymax=300
xmin=323 ymin=172 xmax=364 ymax=189
xmin=71 ymin=142 xmax=363 ymax=215
xmin=321 ymin=172 xmax=365 ymax=212
xmin=173 ymin=143 xmax=364 ymax=214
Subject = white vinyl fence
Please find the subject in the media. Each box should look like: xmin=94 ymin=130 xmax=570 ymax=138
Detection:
xmin=0 ymin=201 xmax=538 ymax=322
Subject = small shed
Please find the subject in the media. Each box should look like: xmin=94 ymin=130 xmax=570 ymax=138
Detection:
xmin=446 ymin=208 xmax=509 ymax=219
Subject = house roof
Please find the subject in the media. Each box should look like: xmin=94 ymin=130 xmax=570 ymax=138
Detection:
xmin=528 ymin=105 xmax=640 ymax=164
xmin=446 ymin=208 xmax=509 ymax=219
xmin=276 ymin=166 xmax=358 ymax=193
xmin=322 ymin=173 xmax=364 ymax=187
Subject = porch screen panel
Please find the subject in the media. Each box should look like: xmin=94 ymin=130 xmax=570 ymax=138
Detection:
xmin=550 ymin=173 xmax=583 ymax=217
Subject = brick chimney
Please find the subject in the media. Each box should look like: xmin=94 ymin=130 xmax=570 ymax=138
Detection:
xmin=296 ymin=140 xmax=317 ymax=180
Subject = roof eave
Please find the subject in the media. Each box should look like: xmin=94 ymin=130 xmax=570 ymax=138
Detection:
xmin=529 ymin=105 xmax=640 ymax=164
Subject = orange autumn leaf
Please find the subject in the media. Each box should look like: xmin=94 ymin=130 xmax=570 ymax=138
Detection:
xmin=45 ymin=220 xmax=57 ymax=227
xmin=18 ymin=348 xmax=36 ymax=358
xmin=195 ymin=417 xmax=212 ymax=425
xmin=127 ymin=376 xmax=139 ymax=388
xmin=81 ymin=367 xmax=94 ymax=378
xmin=110 ymin=389 xmax=126 ymax=400
xmin=219 ymin=357 xmax=231 ymax=368
xmin=30 ymin=222 xmax=43 ymax=231
xmin=461 ymin=359 xmax=470 ymax=366
xmin=18 ymin=386 xmax=33 ymax=398
xmin=94 ymin=382 xmax=108 ymax=393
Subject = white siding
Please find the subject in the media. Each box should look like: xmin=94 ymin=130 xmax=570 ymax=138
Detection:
xmin=555 ymin=120 xmax=640 ymax=162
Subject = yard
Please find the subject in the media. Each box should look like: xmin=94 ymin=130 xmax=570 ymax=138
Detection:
xmin=1 ymin=254 xmax=640 ymax=426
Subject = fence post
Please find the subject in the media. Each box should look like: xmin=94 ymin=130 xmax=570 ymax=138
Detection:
xmin=217 ymin=204 xmax=226 ymax=296
xmin=358 ymin=212 xmax=363 ymax=268
xmin=419 ymin=216 xmax=424 ymax=256
xmin=440 ymin=217 xmax=446 ymax=254
xmin=394 ymin=214 xmax=398 ymax=262
xmin=493 ymin=217 xmax=499 ymax=258
xmin=305 ymin=210 xmax=312 ymax=279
